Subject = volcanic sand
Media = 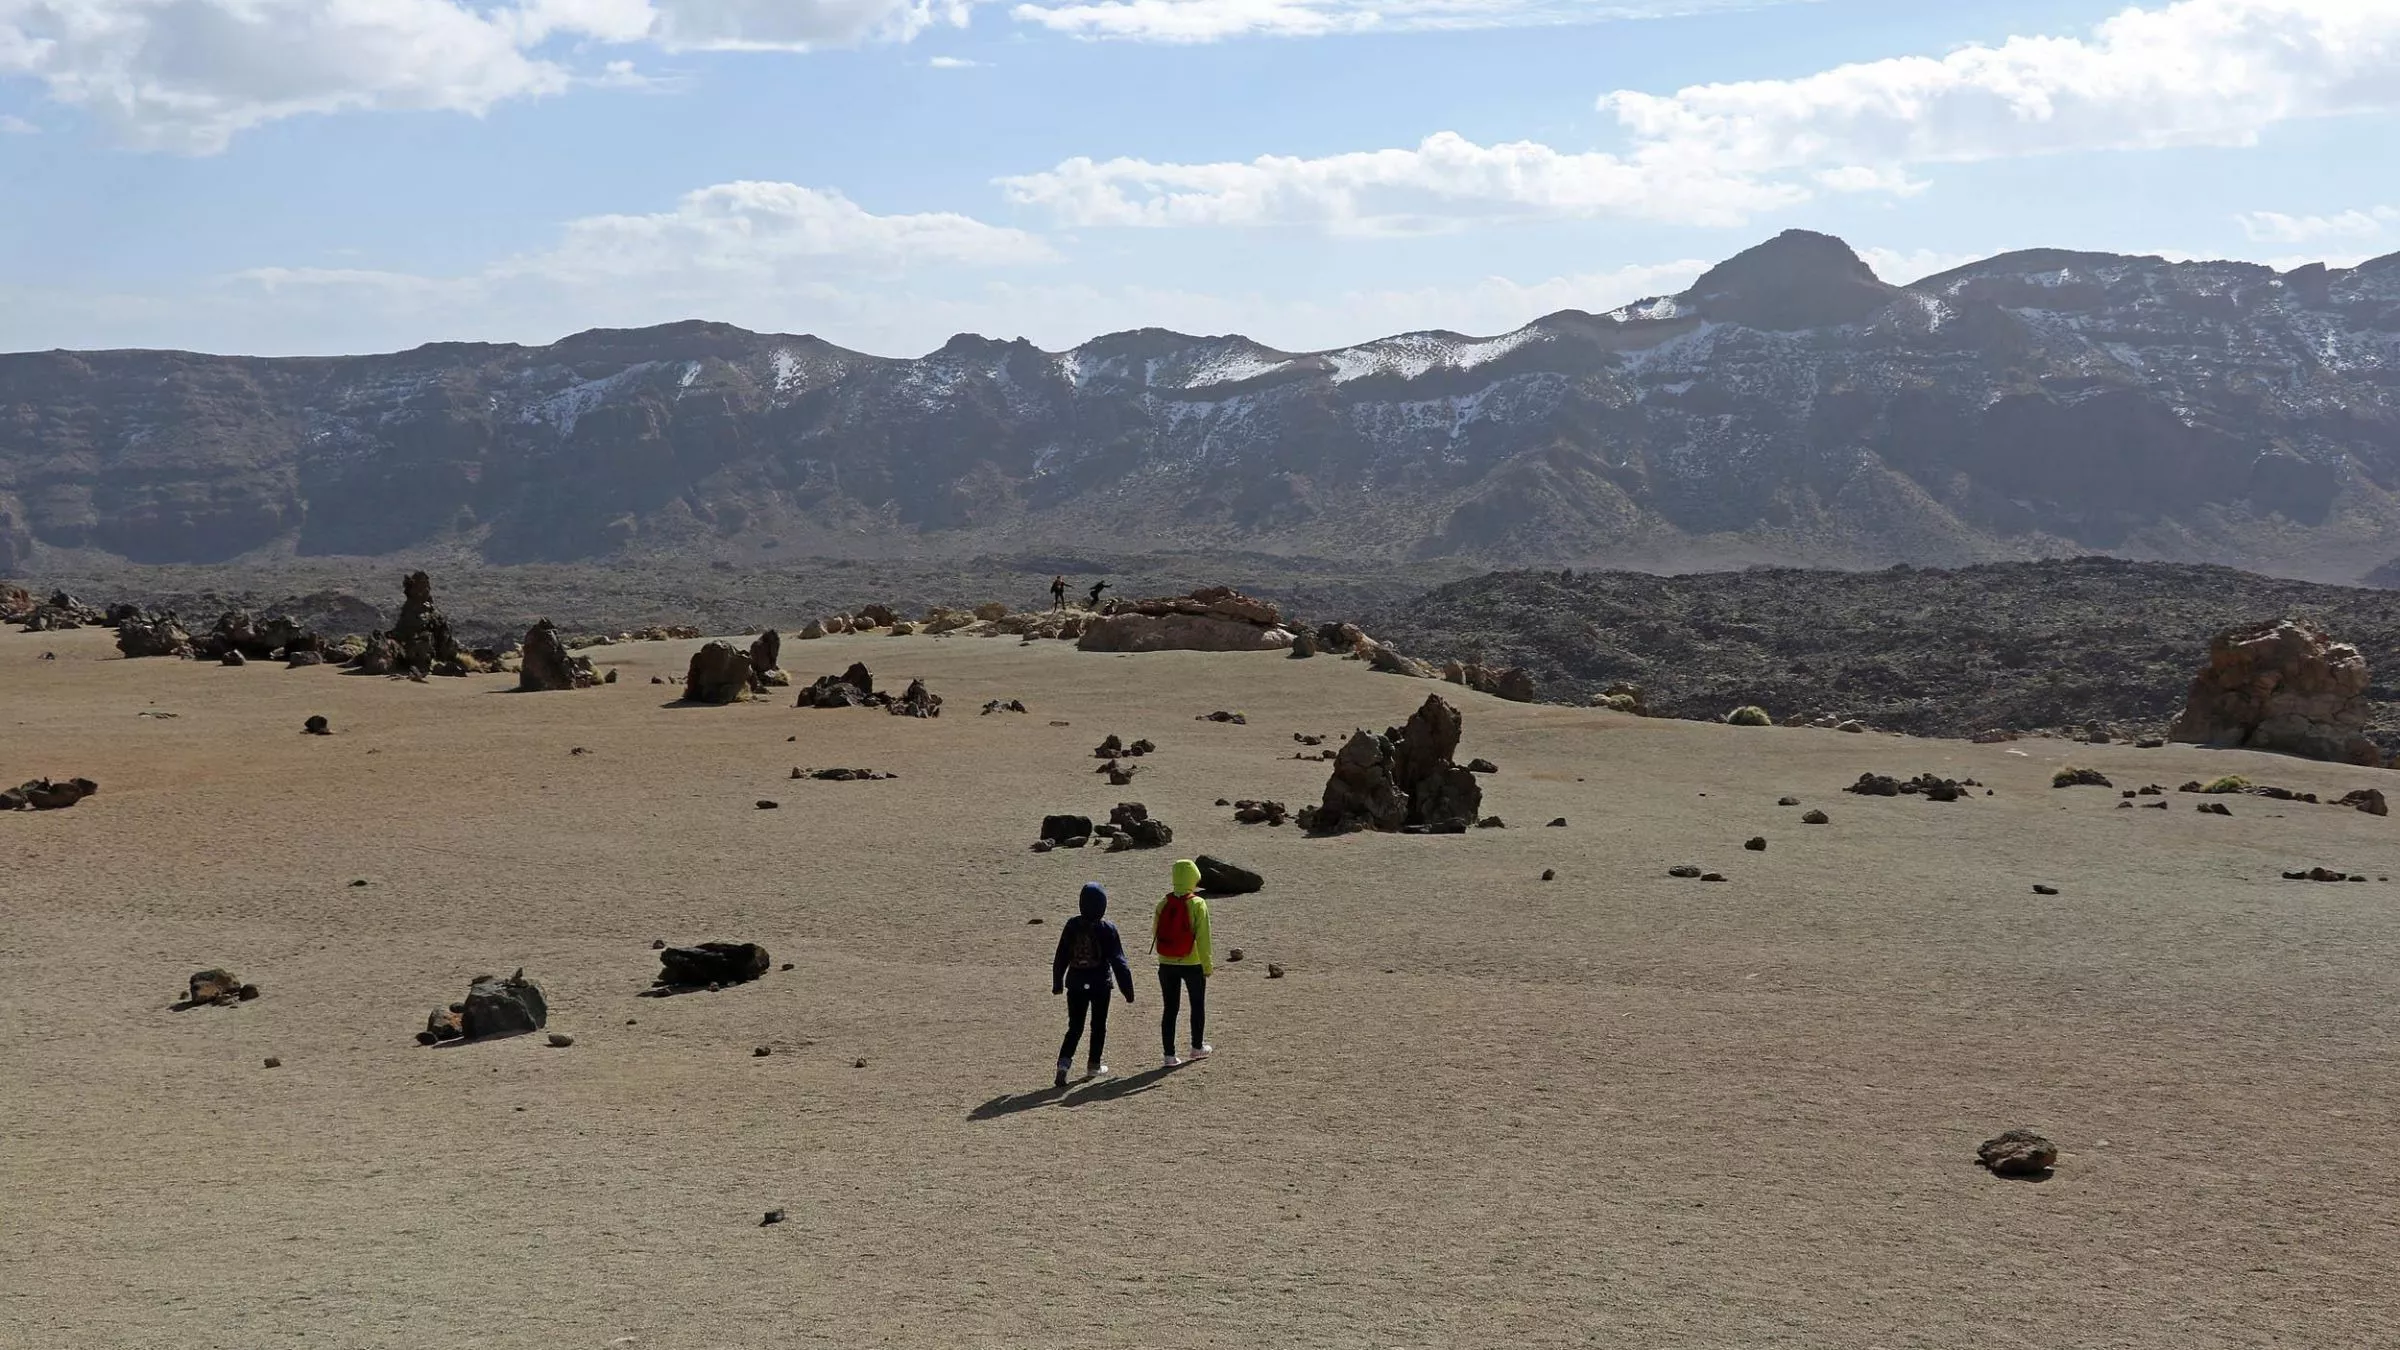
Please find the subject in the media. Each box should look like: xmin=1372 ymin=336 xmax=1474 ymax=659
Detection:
xmin=4 ymin=625 xmax=2397 ymax=1349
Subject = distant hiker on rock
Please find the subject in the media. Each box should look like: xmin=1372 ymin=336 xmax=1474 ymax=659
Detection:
xmin=1154 ymin=859 xmax=1214 ymax=1067
xmin=1050 ymin=575 xmax=1067 ymax=611
xmin=1087 ymin=579 xmax=1111 ymax=610
xmin=1053 ymin=882 xmax=1135 ymax=1087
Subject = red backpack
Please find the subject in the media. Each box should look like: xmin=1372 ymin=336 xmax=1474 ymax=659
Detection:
xmin=1154 ymin=893 xmax=1196 ymax=959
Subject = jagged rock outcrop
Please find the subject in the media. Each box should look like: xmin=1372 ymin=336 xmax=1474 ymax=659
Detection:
xmin=889 ymin=677 xmax=942 ymax=718
xmin=683 ymin=640 xmax=755 ymax=704
xmin=2168 ymin=620 xmax=2388 ymax=767
xmin=1077 ymin=587 xmax=1294 ymax=654
xmin=1299 ymin=694 xmax=1483 ymax=834
xmin=0 ymin=583 xmax=31 ymax=623
xmin=116 ymin=610 xmax=194 ymax=658
xmin=517 ymin=619 xmax=598 ymax=691
xmin=797 ymin=662 xmax=878 ymax=708
xmin=1442 ymin=660 xmax=1537 ymax=702
xmin=391 ymin=571 xmax=459 ymax=672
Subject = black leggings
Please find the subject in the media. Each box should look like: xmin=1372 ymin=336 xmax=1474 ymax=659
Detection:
xmin=1158 ymin=964 xmax=1206 ymax=1056
xmin=1059 ymin=984 xmax=1110 ymax=1066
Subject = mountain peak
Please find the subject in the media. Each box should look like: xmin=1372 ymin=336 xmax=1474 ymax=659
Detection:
xmin=1678 ymin=229 xmax=1900 ymax=330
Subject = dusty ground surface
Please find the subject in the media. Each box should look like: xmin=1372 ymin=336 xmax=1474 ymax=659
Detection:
xmin=5 ymin=625 xmax=2398 ymax=1349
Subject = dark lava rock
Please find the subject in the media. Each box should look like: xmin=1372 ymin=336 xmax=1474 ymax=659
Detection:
xmin=683 ymin=641 xmax=755 ymax=704
xmin=888 ymin=678 xmax=942 ymax=719
xmin=1778 ymin=796 xmax=1801 ymax=806
xmin=1195 ymin=855 xmax=1264 ymax=895
xmin=1801 ymin=809 xmax=1830 ymax=824
xmin=303 ymin=715 xmax=330 ymax=735
xmin=658 ymin=941 xmax=772 ymax=987
xmin=797 ymin=663 xmax=879 ymax=709
xmin=519 ymin=618 xmax=599 ymax=691
xmin=461 ymin=970 xmax=548 ymax=1039
xmin=1108 ymin=802 xmax=1173 ymax=849
xmin=2339 ymin=788 xmax=2388 ymax=816
xmin=1744 ymin=837 xmax=1766 ymax=851
xmin=187 ymin=969 xmax=245 ymax=1006
xmin=1466 ymin=758 xmax=1499 ymax=774
xmin=1976 ymin=1129 xmax=2058 ymax=1178
xmin=1475 ymin=816 xmax=1505 ymax=829
xmin=1548 ymin=817 xmax=1568 ymax=827
xmin=2033 ymin=884 xmax=2060 ymax=895
xmin=2198 ymin=801 xmax=2233 ymax=815
xmin=1197 ymin=711 xmax=1247 ymax=724
xmin=1541 ymin=869 xmax=1556 ymax=881
xmin=1040 ymin=814 xmax=1093 ymax=846
xmin=2052 ymin=767 xmax=2114 ymax=788
xmin=1297 ymin=693 xmax=1482 ymax=835
xmin=1668 ymin=865 xmax=1703 ymax=878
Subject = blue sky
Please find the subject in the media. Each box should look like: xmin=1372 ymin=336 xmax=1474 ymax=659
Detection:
xmin=1 ymin=0 xmax=2394 ymax=357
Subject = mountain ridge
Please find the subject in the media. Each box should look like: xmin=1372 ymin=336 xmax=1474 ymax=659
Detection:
xmin=6 ymin=230 xmax=2398 ymax=582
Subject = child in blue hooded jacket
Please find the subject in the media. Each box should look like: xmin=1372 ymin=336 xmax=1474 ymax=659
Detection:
xmin=1052 ymin=882 xmax=1136 ymax=1087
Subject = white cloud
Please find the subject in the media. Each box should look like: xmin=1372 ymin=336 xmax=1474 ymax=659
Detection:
xmin=1008 ymin=0 xmax=1790 ymax=43
xmin=1008 ymin=0 xmax=2400 ymax=233
xmin=927 ymin=54 xmax=984 ymax=66
xmin=0 ymin=0 xmax=568 ymax=153
xmin=223 ymin=180 xmax=1051 ymax=350
xmin=0 ymin=112 xmax=33 ymax=133
xmin=0 ymin=0 xmax=969 ymax=152
xmin=1601 ymin=0 xmax=2400 ymax=183
xmin=998 ymin=131 xmax=1805 ymax=232
xmin=2236 ymin=207 xmax=2398 ymax=244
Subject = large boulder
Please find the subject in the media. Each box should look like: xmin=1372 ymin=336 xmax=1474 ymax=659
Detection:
xmin=1077 ymin=613 xmax=1294 ymax=653
xmin=116 ymin=611 xmax=193 ymax=659
xmin=459 ymin=970 xmax=548 ymax=1039
xmin=5 ymin=777 xmax=97 ymax=811
xmin=518 ymin=619 xmax=598 ymax=691
xmin=1976 ymin=1129 xmax=2058 ymax=1178
xmin=1299 ymin=694 xmax=1483 ymax=834
xmin=657 ymin=941 xmax=772 ymax=987
xmin=391 ymin=571 xmax=460 ymax=673
xmin=749 ymin=630 xmax=782 ymax=686
xmin=0 ymin=583 xmax=31 ymax=623
xmin=1442 ymin=660 xmax=1537 ymax=702
xmin=2167 ymin=620 xmax=2388 ymax=766
xmin=683 ymin=640 xmax=755 ymax=704
xmin=1366 ymin=645 xmax=1436 ymax=679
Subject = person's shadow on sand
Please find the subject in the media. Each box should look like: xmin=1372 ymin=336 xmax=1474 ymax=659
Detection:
xmin=967 ymin=1063 xmax=1181 ymax=1120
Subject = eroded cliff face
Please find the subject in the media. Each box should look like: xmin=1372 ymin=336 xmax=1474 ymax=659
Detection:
xmin=5 ymin=230 xmax=2396 ymax=575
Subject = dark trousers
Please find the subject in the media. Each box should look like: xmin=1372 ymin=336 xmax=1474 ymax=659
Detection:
xmin=1158 ymin=964 xmax=1206 ymax=1056
xmin=1058 ymin=984 xmax=1109 ymax=1066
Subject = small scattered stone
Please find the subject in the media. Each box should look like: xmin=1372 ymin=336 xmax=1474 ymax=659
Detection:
xmin=547 ymin=1032 xmax=575 ymax=1047
xmin=1778 ymin=796 xmax=1800 ymax=806
xmin=1466 ymin=758 xmax=1499 ymax=774
xmin=1266 ymin=964 xmax=1286 ymax=978
xmin=1801 ymin=809 xmax=1829 ymax=825
xmin=780 ymin=962 xmax=794 ymax=970
xmin=854 ymin=1058 xmax=868 ymax=1068
xmin=1668 ymin=865 xmax=1702 ymax=878
xmin=2198 ymin=801 xmax=2233 ymax=816
xmin=761 ymin=1209 xmax=786 ymax=1226
xmin=651 ymin=938 xmax=666 ymax=949
xmin=1540 ymin=869 xmax=1556 ymax=881
xmin=1474 ymin=816 xmax=1506 ymax=829
xmin=753 ymin=1046 xmax=772 ymax=1057
xmin=1028 ymin=916 xmax=1044 ymax=924
xmin=1228 ymin=948 xmax=1245 ymax=962
xmin=756 ymin=800 xmax=779 ymax=810
xmin=1547 ymin=817 xmax=1567 ymax=828
xmin=1744 ymin=837 xmax=1766 ymax=851
xmin=262 ymin=1057 xmax=280 ymax=1069
xmin=2032 ymin=884 xmax=2059 ymax=895
xmin=1700 ymin=872 xmax=1725 ymax=882
xmin=303 ymin=715 xmax=330 ymax=735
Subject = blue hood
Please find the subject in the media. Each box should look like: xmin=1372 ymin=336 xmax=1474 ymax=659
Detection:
xmin=1079 ymin=883 xmax=1108 ymax=921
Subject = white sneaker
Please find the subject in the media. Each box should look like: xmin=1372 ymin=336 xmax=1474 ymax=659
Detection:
xmin=1163 ymin=1053 xmax=1183 ymax=1068
xmin=1191 ymin=1043 xmax=1214 ymax=1059
xmin=1087 ymin=1062 xmax=1111 ymax=1079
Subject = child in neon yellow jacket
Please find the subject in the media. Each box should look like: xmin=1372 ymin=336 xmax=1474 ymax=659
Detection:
xmin=1153 ymin=859 xmax=1214 ymax=1065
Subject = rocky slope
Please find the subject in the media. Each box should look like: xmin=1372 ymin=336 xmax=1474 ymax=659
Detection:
xmin=1370 ymin=557 xmax=2400 ymax=749
xmin=5 ymin=231 xmax=2397 ymax=579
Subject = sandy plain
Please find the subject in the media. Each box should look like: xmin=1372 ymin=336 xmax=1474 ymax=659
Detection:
xmin=4 ymin=623 xmax=2398 ymax=1349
